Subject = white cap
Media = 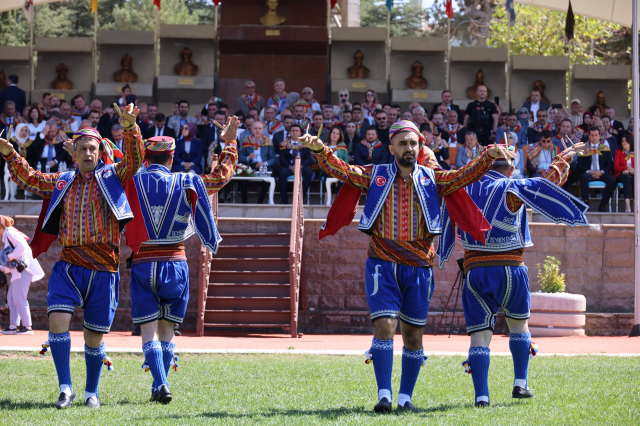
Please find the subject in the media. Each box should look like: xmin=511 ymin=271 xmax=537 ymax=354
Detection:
xmin=570 ymin=98 xmax=581 ymax=105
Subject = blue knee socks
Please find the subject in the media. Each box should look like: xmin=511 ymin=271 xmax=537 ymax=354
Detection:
xmin=144 ymin=340 xmax=168 ymax=391
xmin=509 ymin=332 xmax=531 ymax=388
xmin=160 ymin=341 xmax=175 ymax=384
xmin=371 ymin=337 xmax=394 ymax=402
xmin=469 ymin=346 xmax=491 ymax=404
xmin=84 ymin=342 xmax=106 ymax=396
xmin=49 ymin=331 xmax=72 ymax=392
xmin=398 ymin=347 xmax=423 ymax=406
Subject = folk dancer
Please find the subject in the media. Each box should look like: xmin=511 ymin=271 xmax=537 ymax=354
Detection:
xmin=124 ymin=117 xmax=239 ymax=404
xmin=0 ymin=104 xmax=144 ymax=409
xmin=438 ymin=140 xmax=588 ymax=407
xmin=299 ymin=120 xmax=515 ymax=413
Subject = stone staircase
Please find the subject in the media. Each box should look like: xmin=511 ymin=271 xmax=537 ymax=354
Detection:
xmin=204 ymin=233 xmax=294 ymax=330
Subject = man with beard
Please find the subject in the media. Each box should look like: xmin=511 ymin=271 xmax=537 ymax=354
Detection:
xmin=299 ymin=120 xmax=514 ymax=413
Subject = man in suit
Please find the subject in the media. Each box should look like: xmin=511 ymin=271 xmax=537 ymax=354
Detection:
xmin=430 ymin=90 xmax=462 ymax=124
xmin=443 ymin=110 xmax=466 ymax=147
xmin=496 ymin=112 xmax=527 ymax=147
xmin=143 ymin=113 xmax=176 ymax=140
xmin=236 ymin=81 xmax=264 ymax=117
xmin=27 ymin=119 xmax=69 ymax=173
xmin=351 ymin=107 xmax=371 ymax=138
xmin=0 ymin=75 xmax=26 ymax=115
xmin=374 ymin=110 xmax=390 ymax=146
xmin=354 ymin=128 xmax=387 ymax=166
xmin=272 ymin=116 xmax=294 ymax=153
xmin=577 ymin=127 xmax=616 ymax=212
xmin=278 ymin=124 xmax=313 ymax=204
xmin=0 ymin=100 xmax=25 ymax=135
xmin=110 ymin=124 xmax=125 ymax=163
xmin=238 ymin=121 xmax=276 ymax=204
xmin=522 ymin=90 xmax=549 ymax=120
xmin=167 ymin=100 xmax=196 ymax=136
xmin=605 ymin=107 xmax=625 ymax=134
xmin=308 ymin=112 xmax=329 ymax=142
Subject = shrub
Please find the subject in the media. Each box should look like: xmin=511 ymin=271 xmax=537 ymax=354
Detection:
xmin=536 ymin=256 xmax=566 ymax=293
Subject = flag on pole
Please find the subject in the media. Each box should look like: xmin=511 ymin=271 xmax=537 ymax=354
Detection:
xmin=445 ymin=0 xmax=453 ymax=19
xmin=565 ymin=1 xmax=575 ymax=40
xmin=386 ymin=0 xmax=393 ymax=12
xmin=506 ymin=0 xmax=516 ymax=26
xmin=90 ymin=0 xmax=98 ymax=14
xmin=23 ymin=0 xmax=34 ymax=23
xmin=331 ymin=0 xmax=338 ymax=9
xmin=154 ymin=0 xmax=161 ymax=10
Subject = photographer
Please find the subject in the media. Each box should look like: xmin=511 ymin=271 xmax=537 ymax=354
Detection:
xmin=0 ymin=216 xmax=44 ymax=335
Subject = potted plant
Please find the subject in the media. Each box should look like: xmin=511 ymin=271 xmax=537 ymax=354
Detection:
xmin=529 ymin=256 xmax=587 ymax=337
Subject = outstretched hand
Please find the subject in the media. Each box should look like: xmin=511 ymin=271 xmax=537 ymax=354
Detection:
xmin=563 ymin=141 xmax=585 ymax=159
xmin=63 ymin=139 xmax=75 ymax=157
xmin=220 ymin=116 xmax=240 ymax=141
xmin=298 ymin=133 xmax=324 ymax=152
xmin=487 ymin=142 xmax=517 ymax=160
xmin=0 ymin=138 xmax=15 ymax=157
xmin=120 ymin=103 xmax=139 ymax=128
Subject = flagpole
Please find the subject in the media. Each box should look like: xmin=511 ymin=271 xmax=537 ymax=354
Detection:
xmin=506 ymin=11 xmax=511 ymax=111
xmin=155 ymin=5 xmax=160 ymax=78
xmin=386 ymin=7 xmax=391 ymax=103
xmin=93 ymin=8 xmax=98 ymax=86
xmin=30 ymin=10 xmax=34 ymax=93
xmin=630 ymin=0 xmax=640 ymax=337
xmin=446 ymin=16 xmax=450 ymax=90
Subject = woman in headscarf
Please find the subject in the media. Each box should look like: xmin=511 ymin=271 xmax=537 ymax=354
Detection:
xmin=172 ymin=122 xmax=203 ymax=174
xmin=4 ymin=124 xmax=32 ymax=200
xmin=517 ymin=107 xmax=530 ymax=130
xmin=506 ymin=131 xmax=525 ymax=179
xmin=628 ymin=117 xmax=634 ymax=134
xmin=0 ymin=215 xmax=45 ymax=335
xmin=333 ymin=88 xmax=351 ymax=121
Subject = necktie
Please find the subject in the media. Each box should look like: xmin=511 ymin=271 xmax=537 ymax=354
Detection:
xmin=47 ymin=140 xmax=54 ymax=162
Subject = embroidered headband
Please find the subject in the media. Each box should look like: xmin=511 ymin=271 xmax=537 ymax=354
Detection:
xmin=389 ymin=120 xmax=425 ymax=144
xmin=72 ymin=127 xmax=102 ymax=145
xmin=72 ymin=127 xmax=123 ymax=165
xmin=145 ymin=136 xmax=176 ymax=154
xmin=0 ymin=216 xmax=14 ymax=227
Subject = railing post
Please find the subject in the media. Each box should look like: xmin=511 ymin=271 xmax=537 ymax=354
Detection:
xmin=197 ymin=161 xmax=218 ymax=337
xmin=289 ymin=156 xmax=303 ymax=338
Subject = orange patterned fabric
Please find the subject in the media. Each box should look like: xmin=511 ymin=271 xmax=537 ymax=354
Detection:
xmin=463 ymin=248 xmax=525 ymax=272
xmin=61 ymin=244 xmax=120 ymax=272
xmin=131 ymin=242 xmax=186 ymax=266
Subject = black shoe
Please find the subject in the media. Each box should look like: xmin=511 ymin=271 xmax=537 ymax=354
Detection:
xmin=1 ymin=326 xmax=16 ymax=335
xmin=14 ymin=326 xmax=33 ymax=335
xmin=174 ymin=325 xmax=181 ymax=337
xmin=150 ymin=389 xmax=159 ymax=402
xmin=55 ymin=391 xmax=76 ymax=409
xmin=512 ymin=386 xmax=534 ymax=399
xmin=132 ymin=326 xmax=141 ymax=336
xmin=84 ymin=396 xmax=100 ymax=408
xmin=475 ymin=401 xmax=490 ymax=407
xmin=373 ymin=397 xmax=391 ymax=414
xmin=397 ymin=401 xmax=418 ymax=411
xmin=157 ymin=384 xmax=172 ymax=405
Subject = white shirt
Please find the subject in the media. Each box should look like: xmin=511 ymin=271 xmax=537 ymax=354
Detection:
xmin=590 ymin=143 xmax=602 ymax=172
xmin=40 ymin=144 xmax=55 ymax=161
xmin=27 ymin=122 xmax=45 ymax=140
xmin=154 ymin=126 xmax=166 ymax=137
xmin=184 ymin=140 xmax=191 ymax=155
xmin=538 ymin=147 xmax=553 ymax=171
xmin=252 ymin=148 xmax=263 ymax=164
xmin=0 ymin=227 xmax=44 ymax=283
xmin=63 ymin=117 xmax=80 ymax=133
xmin=530 ymin=102 xmax=540 ymax=118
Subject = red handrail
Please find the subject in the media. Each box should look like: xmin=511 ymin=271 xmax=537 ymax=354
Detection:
xmin=289 ymin=156 xmax=304 ymax=338
xmin=196 ymin=160 xmax=219 ymax=337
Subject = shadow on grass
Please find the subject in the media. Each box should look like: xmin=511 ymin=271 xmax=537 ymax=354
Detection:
xmin=0 ymin=398 xmax=54 ymax=410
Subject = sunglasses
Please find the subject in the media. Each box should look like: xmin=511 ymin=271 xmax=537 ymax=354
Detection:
xmin=302 ymin=91 xmax=312 ymax=95
xmin=340 ymin=95 xmax=348 ymax=98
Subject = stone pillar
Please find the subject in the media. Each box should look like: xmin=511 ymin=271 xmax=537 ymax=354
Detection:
xmin=341 ymin=0 xmax=360 ymax=27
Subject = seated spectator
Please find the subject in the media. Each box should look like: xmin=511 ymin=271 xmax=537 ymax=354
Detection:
xmin=292 ymin=103 xmax=311 ymax=133
xmin=70 ymin=94 xmax=89 ymax=118
xmin=496 ymin=112 xmax=527 ymax=147
xmin=143 ymin=112 xmax=176 ymax=140
xmin=354 ymin=128 xmax=387 ymax=166
xmin=28 ymin=119 xmax=68 ymax=172
xmin=602 ymin=115 xmax=618 ymax=137
xmin=387 ymin=106 xmax=399 ymax=125
xmin=25 ymin=105 xmax=44 ymax=140
xmin=322 ymin=127 xmax=349 ymax=204
xmin=332 ymin=88 xmax=351 ymax=121
xmin=267 ymin=78 xmax=288 ymax=113
xmin=238 ymin=116 xmax=256 ymax=145
xmin=272 ymin=115 xmax=295 ymax=152
xmin=0 ymin=101 xmax=25 ymax=134
xmin=443 ymin=110 xmax=465 ymax=147
xmin=172 ymin=123 xmax=203 ymax=175
xmin=168 ymin=100 xmax=196 ymax=135
xmin=604 ymin=107 xmax=623 ymax=133
xmin=522 ymin=89 xmax=548 ymax=119
xmin=456 ymin=131 xmax=481 ymax=168
xmin=247 ymin=106 xmax=260 ymax=121
xmin=577 ymin=110 xmax=593 ymax=134
xmin=37 ymin=92 xmax=52 ymax=119
xmin=570 ymin=98 xmax=583 ymax=127
xmin=431 ymin=112 xmax=445 ymax=133
xmin=301 ymin=87 xmax=321 ymax=113
xmin=412 ymin=106 xmax=428 ymax=128
xmin=263 ymin=105 xmax=284 ymax=137
xmin=506 ymin=132 xmax=525 ymax=179
xmin=309 ymin=112 xmax=329 ymax=142
xmin=22 ymin=105 xmax=32 ymax=123
xmin=322 ymin=104 xmax=339 ymax=127
xmin=527 ymin=109 xmax=554 ymax=145
xmin=278 ymin=124 xmax=313 ymax=204
xmin=49 ymin=111 xmax=62 ymax=130
xmin=110 ymin=124 xmax=125 ymax=161
xmin=592 ymin=117 xmax=618 ymax=159
xmin=136 ymin=103 xmax=149 ymax=134
xmin=237 ymin=80 xmax=264 ymax=117
xmin=351 ymin=107 xmax=370 ymax=138
xmin=362 ymin=90 xmax=382 ymax=122
xmin=429 ymin=90 xmax=462 ymax=123
xmin=577 ymin=126 xmax=615 ymax=212
xmin=90 ymin=99 xmax=103 ymax=116
xmin=343 ymin=121 xmax=362 ymax=154
xmin=374 ymin=110 xmax=390 ymax=146
xmin=238 ymin=121 xmax=275 ymax=204
xmin=554 ymin=118 xmax=581 ymax=148
xmin=551 ymin=108 xmax=565 ymax=130
xmin=518 ymin=107 xmax=531 ymax=130
xmin=336 ymin=110 xmax=352 ymax=131
xmin=117 ymin=84 xmax=132 ymax=106
xmin=401 ymin=110 xmax=413 ymax=122
xmin=197 ymin=102 xmax=218 ymax=131
xmin=525 ymin=130 xmax=559 ymax=177
xmin=498 ymin=111 xmax=507 ymax=128
xmin=614 ymin=133 xmax=635 ymax=213
xmin=59 ymin=102 xmax=80 ymax=134
xmin=420 ymin=123 xmax=449 ymax=170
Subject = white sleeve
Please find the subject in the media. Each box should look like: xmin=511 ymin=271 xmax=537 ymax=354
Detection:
xmin=6 ymin=229 xmax=28 ymax=260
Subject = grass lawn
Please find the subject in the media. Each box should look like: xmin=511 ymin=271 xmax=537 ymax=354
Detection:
xmin=0 ymin=352 xmax=638 ymax=425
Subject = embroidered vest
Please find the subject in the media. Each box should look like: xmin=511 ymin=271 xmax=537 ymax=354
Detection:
xmin=359 ymin=161 xmax=442 ymax=236
xmin=42 ymin=163 xmax=133 ymax=236
xmin=132 ymin=165 xmax=221 ymax=253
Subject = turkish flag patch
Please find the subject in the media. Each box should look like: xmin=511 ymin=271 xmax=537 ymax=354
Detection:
xmin=56 ymin=180 xmax=66 ymax=190
xmin=375 ymin=176 xmax=386 ymax=186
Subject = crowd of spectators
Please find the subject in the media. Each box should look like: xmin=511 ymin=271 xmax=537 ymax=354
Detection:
xmin=0 ymin=75 xmax=635 ymax=211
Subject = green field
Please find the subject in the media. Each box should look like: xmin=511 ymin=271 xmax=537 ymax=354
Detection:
xmin=0 ymin=352 xmax=638 ymax=425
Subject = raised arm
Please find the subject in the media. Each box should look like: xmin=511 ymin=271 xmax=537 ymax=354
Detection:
xmin=436 ymin=150 xmax=494 ymax=198
xmin=0 ymin=140 xmax=58 ymax=199
xmin=115 ymin=104 xmax=145 ymax=184
xmin=200 ymin=116 xmax=239 ymax=194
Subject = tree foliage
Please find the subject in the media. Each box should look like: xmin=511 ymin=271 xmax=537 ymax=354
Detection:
xmin=360 ymin=0 xmax=425 ymax=37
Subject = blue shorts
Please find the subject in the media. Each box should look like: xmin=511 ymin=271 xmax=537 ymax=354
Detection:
xmin=47 ymin=261 xmax=119 ymax=334
xmin=130 ymin=260 xmax=189 ymax=325
xmin=365 ymin=257 xmax=434 ymax=327
xmin=462 ymin=265 xmax=530 ymax=335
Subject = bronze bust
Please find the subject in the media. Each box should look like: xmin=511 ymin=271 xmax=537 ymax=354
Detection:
xmin=525 ymin=80 xmax=551 ymax=105
xmin=466 ymin=69 xmax=491 ymax=100
xmin=347 ymin=50 xmax=370 ymax=79
xmin=114 ymin=53 xmax=138 ymax=83
xmin=50 ymin=63 xmax=73 ymax=90
xmin=174 ymin=47 xmax=199 ymax=76
xmin=591 ymin=91 xmax=608 ymax=116
xmin=406 ymin=60 xmax=428 ymax=89
xmin=260 ymin=0 xmax=286 ymax=26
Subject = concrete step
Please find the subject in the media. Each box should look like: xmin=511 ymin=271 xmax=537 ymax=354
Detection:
xmin=215 ymin=245 xmax=290 ymax=258
xmin=204 ymin=309 xmax=291 ymax=325
xmin=209 ymin=271 xmax=289 ymax=284
xmin=219 ymin=233 xmax=290 ymax=246
xmin=210 ymin=258 xmax=289 ymax=272
xmin=206 ymin=296 xmax=290 ymax=310
xmin=207 ymin=283 xmax=290 ymax=298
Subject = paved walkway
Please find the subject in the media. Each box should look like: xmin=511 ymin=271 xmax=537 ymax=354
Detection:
xmin=0 ymin=331 xmax=638 ymax=356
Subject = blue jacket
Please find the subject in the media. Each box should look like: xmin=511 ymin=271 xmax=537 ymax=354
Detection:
xmin=172 ymin=138 xmax=203 ymax=174
xmin=239 ymin=144 xmax=277 ymax=168
xmin=354 ymin=142 xmax=388 ymax=166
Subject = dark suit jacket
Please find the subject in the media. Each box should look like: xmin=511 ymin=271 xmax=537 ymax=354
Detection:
xmin=354 ymin=142 xmax=388 ymax=166
xmin=579 ymin=134 xmax=618 ymax=161
xmin=308 ymin=126 xmax=329 ymax=143
xmin=272 ymin=130 xmax=287 ymax=153
xmin=0 ymin=85 xmax=27 ymax=114
xmin=611 ymin=119 xmax=625 ymax=133
xmin=143 ymin=125 xmax=176 ymax=140
xmin=172 ymin=138 xmax=203 ymax=174
xmin=280 ymin=146 xmax=312 ymax=169
xmin=356 ymin=121 xmax=372 ymax=138
xmin=577 ymin=150 xmax=613 ymax=175
xmin=344 ymin=134 xmax=362 ymax=154
xmin=376 ymin=127 xmax=390 ymax=146
xmin=429 ymin=103 xmax=463 ymax=124
xmin=27 ymin=136 xmax=70 ymax=171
